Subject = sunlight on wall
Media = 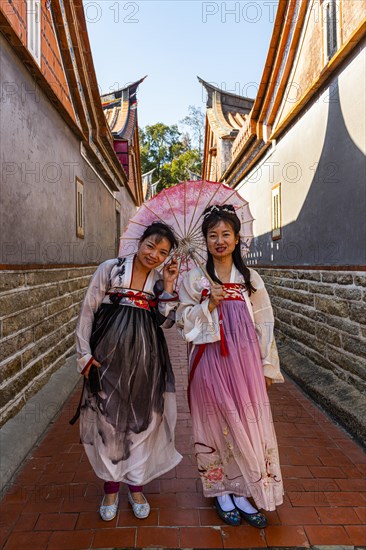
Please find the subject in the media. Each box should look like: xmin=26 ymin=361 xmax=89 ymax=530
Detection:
xmin=338 ymin=47 xmax=366 ymax=154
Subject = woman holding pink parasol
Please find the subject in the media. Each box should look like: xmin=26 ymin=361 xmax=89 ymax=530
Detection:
xmin=176 ymin=204 xmax=284 ymax=527
xmin=74 ymin=222 xmax=182 ymax=521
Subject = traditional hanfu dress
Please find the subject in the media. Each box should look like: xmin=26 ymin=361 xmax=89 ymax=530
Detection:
xmin=75 ymin=256 xmax=182 ymax=485
xmin=176 ymin=265 xmax=284 ymax=511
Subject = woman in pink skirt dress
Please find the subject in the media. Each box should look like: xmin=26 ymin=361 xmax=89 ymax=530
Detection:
xmin=177 ymin=205 xmax=284 ymax=527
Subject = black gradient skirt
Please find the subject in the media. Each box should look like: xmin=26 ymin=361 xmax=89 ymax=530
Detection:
xmin=79 ymin=303 xmax=182 ymax=484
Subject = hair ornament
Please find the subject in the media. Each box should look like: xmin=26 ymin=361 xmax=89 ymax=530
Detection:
xmin=203 ymin=204 xmax=236 ymax=219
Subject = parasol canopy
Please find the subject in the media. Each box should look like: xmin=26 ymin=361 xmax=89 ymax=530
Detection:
xmin=119 ymin=180 xmax=254 ymax=289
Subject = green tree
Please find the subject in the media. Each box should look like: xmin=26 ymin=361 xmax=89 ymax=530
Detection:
xmin=170 ymin=150 xmax=201 ymax=183
xmin=139 ymin=116 xmax=203 ymax=192
xmin=155 ymin=149 xmax=201 ymax=192
xmin=139 ymin=123 xmax=182 ymax=179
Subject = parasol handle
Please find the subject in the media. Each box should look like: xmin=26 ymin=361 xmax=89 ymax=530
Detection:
xmin=188 ymin=249 xmax=215 ymax=286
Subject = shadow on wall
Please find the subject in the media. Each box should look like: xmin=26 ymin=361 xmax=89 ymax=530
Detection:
xmin=247 ymin=76 xmax=365 ymax=267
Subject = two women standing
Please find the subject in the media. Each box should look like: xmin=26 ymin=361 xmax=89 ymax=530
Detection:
xmin=75 ymin=205 xmax=283 ymax=526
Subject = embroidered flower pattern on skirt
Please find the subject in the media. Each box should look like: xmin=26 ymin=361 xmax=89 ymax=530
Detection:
xmin=196 ymin=433 xmax=236 ymax=490
xmin=255 ymin=447 xmax=282 ymax=489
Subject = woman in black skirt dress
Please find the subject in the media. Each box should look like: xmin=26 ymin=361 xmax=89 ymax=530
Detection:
xmin=75 ymin=222 xmax=182 ymax=521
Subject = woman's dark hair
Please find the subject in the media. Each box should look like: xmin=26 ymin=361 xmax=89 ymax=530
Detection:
xmin=139 ymin=221 xmax=178 ymax=251
xmin=201 ymin=205 xmax=255 ymax=295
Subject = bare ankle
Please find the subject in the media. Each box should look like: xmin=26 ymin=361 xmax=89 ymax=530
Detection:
xmin=130 ymin=491 xmax=145 ymax=504
xmin=104 ymin=492 xmax=118 ymax=505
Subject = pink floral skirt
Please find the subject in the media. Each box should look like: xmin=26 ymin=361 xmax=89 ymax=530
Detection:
xmin=189 ymin=299 xmax=283 ymax=511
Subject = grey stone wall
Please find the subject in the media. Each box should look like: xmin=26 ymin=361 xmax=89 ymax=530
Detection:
xmin=0 ymin=267 xmax=95 ymax=426
xmin=259 ymin=267 xmax=366 ymax=445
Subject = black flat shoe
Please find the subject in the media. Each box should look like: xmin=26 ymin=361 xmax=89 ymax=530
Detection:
xmin=236 ymin=509 xmax=268 ymax=528
xmin=214 ymin=497 xmax=241 ymax=526
xmin=231 ymin=495 xmax=268 ymax=528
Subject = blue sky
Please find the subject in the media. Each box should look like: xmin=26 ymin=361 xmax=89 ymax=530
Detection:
xmin=84 ymin=0 xmax=279 ymax=128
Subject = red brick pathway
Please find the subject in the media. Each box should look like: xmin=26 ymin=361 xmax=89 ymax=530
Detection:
xmin=1 ymin=329 xmax=365 ymax=549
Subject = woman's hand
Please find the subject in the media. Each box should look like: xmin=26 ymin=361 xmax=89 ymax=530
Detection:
xmin=84 ymin=358 xmax=101 ymax=378
xmin=265 ymin=377 xmax=273 ymax=390
xmin=163 ymin=258 xmax=178 ymax=293
xmin=208 ymin=283 xmax=225 ymax=312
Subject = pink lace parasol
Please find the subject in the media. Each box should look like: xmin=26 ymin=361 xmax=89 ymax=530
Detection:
xmin=119 ymin=180 xmax=254 ymax=289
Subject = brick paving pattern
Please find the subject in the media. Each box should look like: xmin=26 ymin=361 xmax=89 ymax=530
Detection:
xmin=0 ymin=328 xmax=365 ymax=549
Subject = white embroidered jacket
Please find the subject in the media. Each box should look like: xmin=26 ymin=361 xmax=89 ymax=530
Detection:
xmin=75 ymin=257 xmax=177 ymax=374
xmin=176 ymin=265 xmax=284 ymax=383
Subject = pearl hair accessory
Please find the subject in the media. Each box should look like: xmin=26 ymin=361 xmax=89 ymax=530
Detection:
xmin=203 ymin=204 xmax=236 ymax=219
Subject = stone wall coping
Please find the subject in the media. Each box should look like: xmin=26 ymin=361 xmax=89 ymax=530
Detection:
xmin=278 ymin=342 xmax=366 ymax=448
xmin=0 ymin=265 xmax=99 ymax=271
xmin=0 ymin=354 xmax=80 ymax=493
xmin=1 ymin=320 xmax=77 ymax=385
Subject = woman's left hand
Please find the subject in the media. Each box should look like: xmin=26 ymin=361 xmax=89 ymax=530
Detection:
xmin=265 ymin=377 xmax=273 ymax=390
xmin=163 ymin=258 xmax=179 ymax=292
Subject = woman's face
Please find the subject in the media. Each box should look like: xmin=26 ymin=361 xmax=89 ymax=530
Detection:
xmin=206 ymin=220 xmax=238 ymax=260
xmin=137 ymin=235 xmax=171 ymax=269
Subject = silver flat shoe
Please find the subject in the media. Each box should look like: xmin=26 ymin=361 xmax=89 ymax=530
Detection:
xmin=99 ymin=493 xmax=119 ymax=521
xmin=127 ymin=490 xmax=150 ymax=519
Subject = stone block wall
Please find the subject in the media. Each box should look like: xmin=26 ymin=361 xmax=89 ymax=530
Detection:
xmin=0 ymin=267 xmax=95 ymax=427
xmin=259 ymin=268 xmax=366 ymax=443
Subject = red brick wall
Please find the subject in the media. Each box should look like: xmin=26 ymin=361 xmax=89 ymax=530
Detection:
xmin=1 ymin=0 xmax=75 ymax=121
xmin=41 ymin=2 xmax=75 ymax=120
xmin=1 ymin=0 xmax=27 ymax=41
xmin=277 ymin=0 xmax=364 ymax=127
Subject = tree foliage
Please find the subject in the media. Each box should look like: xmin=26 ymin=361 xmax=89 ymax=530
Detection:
xmin=180 ymin=105 xmax=205 ymax=157
xmin=139 ymin=106 xmax=204 ymax=191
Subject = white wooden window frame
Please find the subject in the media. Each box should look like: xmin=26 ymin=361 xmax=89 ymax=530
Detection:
xmin=27 ymin=0 xmax=41 ymax=66
xmin=271 ymin=183 xmax=282 ymax=240
xmin=76 ymin=177 xmax=85 ymax=239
